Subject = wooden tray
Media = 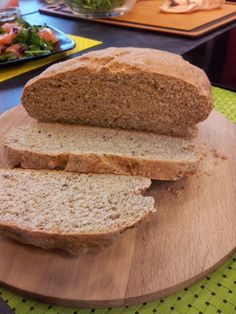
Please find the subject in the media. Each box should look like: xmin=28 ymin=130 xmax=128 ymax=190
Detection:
xmin=39 ymin=1 xmax=236 ymax=37
xmin=0 ymin=106 xmax=235 ymax=308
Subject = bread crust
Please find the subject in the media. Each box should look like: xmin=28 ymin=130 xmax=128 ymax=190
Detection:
xmin=0 ymin=210 xmax=153 ymax=255
xmin=24 ymin=47 xmax=212 ymax=99
xmin=4 ymin=145 xmax=199 ymax=180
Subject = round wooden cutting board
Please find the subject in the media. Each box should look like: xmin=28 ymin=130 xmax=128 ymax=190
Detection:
xmin=0 ymin=106 xmax=235 ymax=308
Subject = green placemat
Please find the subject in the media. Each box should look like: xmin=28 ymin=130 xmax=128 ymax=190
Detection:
xmin=0 ymin=86 xmax=236 ymax=314
xmin=213 ymin=87 xmax=236 ymax=123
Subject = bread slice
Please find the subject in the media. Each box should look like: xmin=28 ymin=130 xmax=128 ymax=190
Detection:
xmin=0 ymin=169 xmax=155 ymax=255
xmin=22 ymin=47 xmax=213 ymax=138
xmin=4 ymin=122 xmax=200 ymax=180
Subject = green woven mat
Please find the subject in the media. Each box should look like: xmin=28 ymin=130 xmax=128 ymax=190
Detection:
xmin=213 ymin=87 xmax=236 ymax=123
xmin=0 ymin=86 xmax=236 ymax=314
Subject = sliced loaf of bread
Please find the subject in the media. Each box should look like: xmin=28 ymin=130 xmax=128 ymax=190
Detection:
xmin=0 ymin=169 xmax=155 ymax=255
xmin=4 ymin=122 xmax=200 ymax=180
xmin=22 ymin=47 xmax=213 ymax=138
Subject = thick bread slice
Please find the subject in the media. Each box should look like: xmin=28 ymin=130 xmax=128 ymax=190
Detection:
xmin=4 ymin=122 xmax=200 ymax=180
xmin=22 ymin=47 xmax=213 ymax=138
xmin=0 ymin=169 xmax=155 ymax=255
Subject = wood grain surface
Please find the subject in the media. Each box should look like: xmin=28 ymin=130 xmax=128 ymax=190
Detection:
xmin=39 ymin=1 xmax=236 ymax=37
xmin=0 ymin=106 xmax=235 ymax=308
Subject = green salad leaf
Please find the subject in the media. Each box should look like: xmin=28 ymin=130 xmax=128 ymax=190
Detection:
xmin=0 ymin=53 xmax=17 ymax=61
xmin=15 ymin=26 xmax=54 ymax=49
xmin=0 ymin=18 xmax=58 ymax=62
xmin=24 ymin=50 xmax=51 ymax=56
xmin=66 ymin=0 xmax=125 ymax=11
xmin=15 ymin=18 xmax=32 ymax=29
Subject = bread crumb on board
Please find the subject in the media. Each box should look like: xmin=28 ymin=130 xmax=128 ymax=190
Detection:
xmin=210 ymin=148 xmax=227 ymax=160
xmin=151 ymin=179 xmax=187 ymax=199
xmin=188 ymin=142 xmax=228 ymax=179
xmin=164 ymin=185 xmax=185 ymax=196
xmin=210 ymin=148 xmax=227 ymax=166
xmin=197 ymin=142 xmax=227 ymax=163
xmin=203 ymin=171 xmax=211 ymax=176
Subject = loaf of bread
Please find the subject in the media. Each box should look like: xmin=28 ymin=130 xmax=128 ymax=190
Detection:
xmin=0 ymin=169 xmax=155 ymax=255
xmin=4 ymin=122 xmax=200 ymax=180
xmin=22 ymin=47 xmax=213 ymax=138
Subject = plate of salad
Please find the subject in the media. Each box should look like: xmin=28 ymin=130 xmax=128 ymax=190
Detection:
xmin=0 ymin=18 xmax=76 ymax=65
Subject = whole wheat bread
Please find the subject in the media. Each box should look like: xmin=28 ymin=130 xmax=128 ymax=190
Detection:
xmin=4 ymin=122 xmax=200 ymax=180
xmin=22 ymin=47 xmax=213 ymax=138
xmin=0 ymin=169 xmax=155 ymax=255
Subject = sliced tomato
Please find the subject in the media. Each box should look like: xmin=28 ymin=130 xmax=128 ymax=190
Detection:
xmin=0 ymin=32 xmax=18 ymax=45
xmin=2 ymin=22 xmax=21 ymax=33
xmin=38 ymin=28 xmax=58 ymax=44
xmin=0 ymin=44 xmax=6 ymax=53
xmin=5 ymin=43 xmax=23 ymax=57
xmin=4 ymin=0 xmax=19 ymax=9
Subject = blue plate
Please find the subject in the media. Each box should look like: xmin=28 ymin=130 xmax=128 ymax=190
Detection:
xmin=0 ymin=25 xmax=76 ymax=66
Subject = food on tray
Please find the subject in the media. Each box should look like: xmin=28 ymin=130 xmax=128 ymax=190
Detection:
xmin=4 ymin=122 xmax=200 ymax=180
xmin=160 ymin=0 xmax=225 ymax=13
xmin=65 ymin=0 xmax=126 ymax=12
xmin=0 ymin=169 xmax=155 ymax=255
xmin=21 ymin=47 xmax=213 ymax=138
xmin=0 ymin=18 xmax=59 ymax=61
xmin=0 ymin=47 xmax=214 ymax=254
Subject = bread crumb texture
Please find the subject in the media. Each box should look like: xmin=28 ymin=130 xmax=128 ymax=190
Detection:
xmin=22 ymin=47 xmax=213 ymax=138
xmin=6 ymin=123 xmax=197 ymax=160
xmin=0 ymin=169 xmax=155 ymax=234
